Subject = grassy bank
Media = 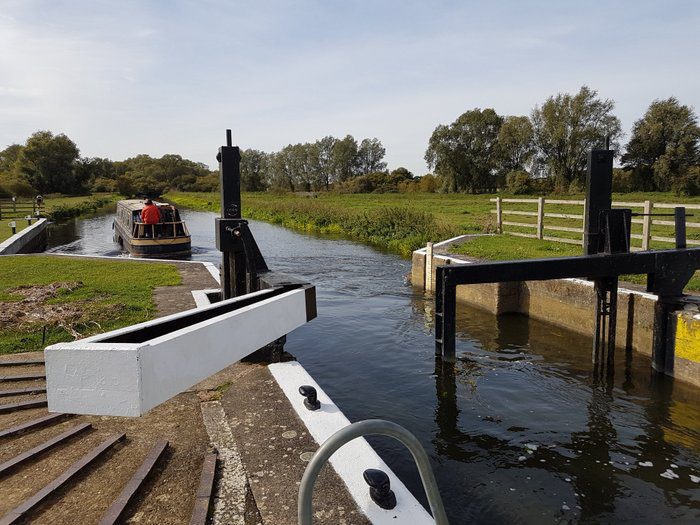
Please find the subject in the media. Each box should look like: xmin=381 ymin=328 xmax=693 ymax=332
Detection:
xmin=0 ymin=220 xmax=29 ymax=243
xmin=166 ymin=190 xmax=700 ymax=292
xmin=0 ymin=255 xmax=181 ymax=354
xmin=166 ymin=191 xmax=463 ymax=256
xmin=43 ymin=193 xmax=120 ymax=220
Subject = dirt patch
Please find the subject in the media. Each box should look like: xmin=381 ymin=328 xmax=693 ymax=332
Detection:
xmin=0 ymin=282 xmax=115 ymax=338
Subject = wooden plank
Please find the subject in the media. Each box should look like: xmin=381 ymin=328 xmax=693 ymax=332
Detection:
xmin=0 ymin=399 xmax=47 ymax=414
xmin=0 ymin=387 xmax=46 ymax=398
xmin=652 ymin=236 xmax=700 ymax=245
xmin=189 ymin=452 xmax=217 ymax=525
xmin=545 ymin=199 xmax=585 ymax=205
xmin=502 ymin=210 xmax=537 ymax=216
xmin=0 ymin=374 xmax=45 ymax=383
xmin=98 ymin=439 xmax=169 ymax=525
xmin=508 ymin=232 xmax=538 ymax=239
xmin=0 ymin=413 xmax=69 ymax=440
xmin=0 ymin=423 xmax=92 ymax=477
xmin=653 ymin=219 xmax=700 ymax=228
xmin=654 ymin=203 xmax=700 ymax=210
xmin=0 ymin=360 xmax=44 ymax=368
xmin=501 ymin=198 xmax=539 ymax=203
xmin=543 ymin=225 xmax=584 ymax=233
xmin=502 ymin=220 xmax=536 ymax=229
xmin=542 ymin=235 xmax=583 ymax=246
xmin=544 ymin=213 xmax=583 ymax=219
xmin=612 ymin=201 xmax=645 ymax=207
xmin=0 ymin=433 xmax=126 ymax=525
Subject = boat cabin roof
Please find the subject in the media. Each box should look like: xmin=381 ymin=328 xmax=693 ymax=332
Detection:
xmin=117 ymin=199 xmax=173 ymax=211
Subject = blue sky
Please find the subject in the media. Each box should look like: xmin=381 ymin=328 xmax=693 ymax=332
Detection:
xmin=1 ymin=0 xmax=699 ymax=176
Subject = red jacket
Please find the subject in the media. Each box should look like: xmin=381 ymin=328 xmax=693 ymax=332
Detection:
xmin=141 ymin=204 xmax=161 ymax=225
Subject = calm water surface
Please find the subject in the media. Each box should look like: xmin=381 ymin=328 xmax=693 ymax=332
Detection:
xmin=47 ymin=209 xmax=700 ymax=524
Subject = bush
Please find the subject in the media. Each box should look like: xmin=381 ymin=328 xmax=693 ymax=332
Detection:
xmin=672 ymin=167 xmax=700 ymax=196
xmin=505 ymin=171 xmax=534 ymax=194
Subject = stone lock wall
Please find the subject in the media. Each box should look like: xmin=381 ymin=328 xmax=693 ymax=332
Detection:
xmin=412 ymin=239 xmax=700 ymax=386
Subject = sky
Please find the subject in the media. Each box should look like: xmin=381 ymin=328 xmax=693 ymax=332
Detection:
xmin=1 ymin=0 xmax=699 ymax=176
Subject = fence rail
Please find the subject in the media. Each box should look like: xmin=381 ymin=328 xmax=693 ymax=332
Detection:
xmin=0 ymin=199 xmax=44 ymax=220
xmin=491 ymin=197 xmax=700 ymax=250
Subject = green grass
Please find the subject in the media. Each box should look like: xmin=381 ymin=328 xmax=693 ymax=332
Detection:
xmin=166 ymin=191 xmax=463 ymax=256
xmin=166 ymin=190 xmax=700 ymax=291
xmin=0 ymin=255 xmax=181 ymax=354
xmin=0 ymin=220 xmax=29 ymax=243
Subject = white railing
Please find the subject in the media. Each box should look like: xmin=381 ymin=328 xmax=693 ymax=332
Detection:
xmin=491 ymin=197 xmax=700 ymax=250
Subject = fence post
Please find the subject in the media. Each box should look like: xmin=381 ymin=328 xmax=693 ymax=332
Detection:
xmin=537 ymin=197 xmax=544 ymax=239
xmin=496 ymin=197 xmax=502 ymax=234
xmin=642 ymin=200 xmax=653 ymax=251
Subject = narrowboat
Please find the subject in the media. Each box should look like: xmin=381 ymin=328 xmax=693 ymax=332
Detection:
xmin=113 ymin=199 xmax=191 ymax=258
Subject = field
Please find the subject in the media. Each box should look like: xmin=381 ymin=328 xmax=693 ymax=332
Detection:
xmin=166 ymin=190 xmax=700 ymax=291
xmin=0 ymin=255 xmax=181 ymax=354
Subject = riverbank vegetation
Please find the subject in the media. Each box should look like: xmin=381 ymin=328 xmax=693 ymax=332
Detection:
xmin=43 ymin=193 xmax=119 ymax=220
xmin=0 ymin=255 xmax=181 ymax=354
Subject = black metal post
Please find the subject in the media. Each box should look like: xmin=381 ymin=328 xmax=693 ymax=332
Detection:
xmin=675 ymin=207 xmax=686 ymax=249
xmin=584 ymin=149 xmax=614 ymax=256
xmin=435 ymin=267 xmax=456 ymax=362
xmin=218 ymin=130 xmax=246 ymax=299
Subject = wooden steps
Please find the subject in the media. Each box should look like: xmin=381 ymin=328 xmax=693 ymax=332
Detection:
xmin=0 ymin=356 xmax=220 ymax=524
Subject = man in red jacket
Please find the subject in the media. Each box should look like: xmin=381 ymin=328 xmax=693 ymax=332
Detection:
xmin=141 ymin=199 xmax=161 ymax=237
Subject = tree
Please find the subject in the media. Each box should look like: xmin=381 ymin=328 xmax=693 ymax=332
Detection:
xmin=315 ymin=136 xmax=337 ymax=190
xmin=496 ymin=116 xmax=535 ymax=174
xmin=15 ymin=131 xmax=80 ymax=194
xmin=74 ymin=157 xmax=116 ymax=193
xmin=622 ymin=97 xmax=700 ymax=192
xmin=357 ymin=138 xmax=387 ymax=175
xmin=240 ymin=149 xmax=270 ymax=191
xmin=531 ymin=86 xmax=622 ymax=190
xmin=425 ymin=108 xmax=503 ymax=192
xmin=331 ymin=135 xmax=359 ymax=182
xmin=0 ymin=144 xmax=23 ymax=173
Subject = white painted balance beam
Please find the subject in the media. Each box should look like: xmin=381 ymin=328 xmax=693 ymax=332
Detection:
xmin=45 ymin=286 xmax=315 ymax=417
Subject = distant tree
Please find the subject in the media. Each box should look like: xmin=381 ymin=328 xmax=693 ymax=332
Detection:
xmin=74 ymin=157 xmax=116 ymax=193
xmin=531 ymin=86 xmax=622 ymax=191
xmin=268 ymin=148 xmax=296 ymax=191
xmin=357 ymin=138 xmax=387 ymax=175
xmin=622 ymin=97 xmax=700 ymax=192
xmin=315 ymin=136 xmax=337 ymax=190
xmin=331 ymin=135 xmax=359 ymax=182
xmin=496 ymin=116 xmax=535 ymax=174
xmin=425 ymin=108 xmax=503 ymax=192
xmin=0 ymin=144 xmax=23 ymax=173
xmin=240 ymin=149 xmax=270 ymax=191
xmin=14 ymin=131 xmax=80 ymax=194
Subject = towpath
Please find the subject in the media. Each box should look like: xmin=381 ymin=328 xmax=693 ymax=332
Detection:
xmin=0 ymin=258 xmax=368 ymax=524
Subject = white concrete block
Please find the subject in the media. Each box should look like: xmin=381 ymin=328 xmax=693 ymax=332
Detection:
xmin=46 ymin=288 xmax=310 ymax=417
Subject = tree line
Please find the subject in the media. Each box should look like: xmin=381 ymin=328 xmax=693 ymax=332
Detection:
xmin=426 ymin=86 xmax=700 ymax=195
xmin=1 ymin=85 xmax=698 ymax=197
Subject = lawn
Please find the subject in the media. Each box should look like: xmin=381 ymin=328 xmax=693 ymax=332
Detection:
xmin=0 ymin=255 xmax=181 ymax=354
xmin=0 ymin=220 xmax=29 ymax=243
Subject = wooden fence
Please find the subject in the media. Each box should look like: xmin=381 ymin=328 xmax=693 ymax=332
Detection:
xmin=491 ymin=197 xmax=700 ymax=250
xmin=0 ymin=199 xmax=44 ymax=220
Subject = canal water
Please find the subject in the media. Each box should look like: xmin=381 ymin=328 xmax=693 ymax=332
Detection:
xmin=47 ymin=208 xmax=700 ymax=523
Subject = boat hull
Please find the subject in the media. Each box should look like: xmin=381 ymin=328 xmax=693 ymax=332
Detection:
xmin=114 ymin=222 xmax=191 ymax=258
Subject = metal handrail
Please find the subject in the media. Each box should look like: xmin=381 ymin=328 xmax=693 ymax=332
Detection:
xmin=298 ymin=419 xmax=448 ymax=525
